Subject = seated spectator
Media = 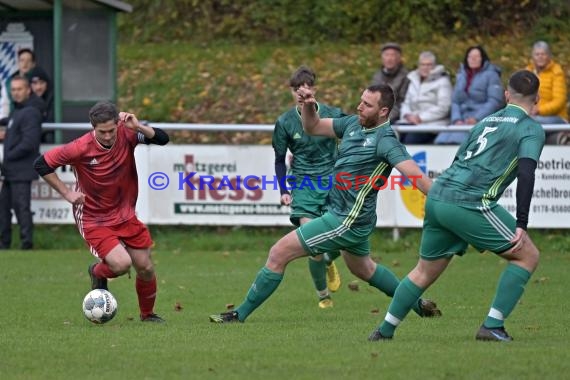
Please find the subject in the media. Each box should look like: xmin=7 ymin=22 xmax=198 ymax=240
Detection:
xmin=435 ymin=45 xmax=505 ymax=144
xmin=526 ymin=40 xmax=569 ymax=144
xmin=399 ymin=51 xmax=452 ymax=144
xmin=371 ymin=42 xmax=409 ymax=123
xmin=28 ymin=66 xmax=55 ymax=143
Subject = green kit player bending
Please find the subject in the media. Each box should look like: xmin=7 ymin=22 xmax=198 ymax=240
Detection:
xmin=370 ymin=70 xmax=545 ymax=342
xmin=210 ymin=83 xmax=441 ymax=324
xmin=272 ymin=66 xmax=344 ymax=308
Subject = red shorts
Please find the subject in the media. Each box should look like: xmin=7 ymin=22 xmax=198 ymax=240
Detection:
xmin=80 ymin=216 xmax=153 ymax=259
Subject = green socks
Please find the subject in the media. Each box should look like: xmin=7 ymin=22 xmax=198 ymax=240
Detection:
xmin=484 ymin=263 xmax=531 ymax=328
xmin=308 ymin=257 xmax=328 ymax=298
xmin=379 ymin=276 xmax=425 ymax=337
xmin=367 ymin=264 xmax=400 ymax=297
xmin=235 ymin=266 xmax=283 ymax=321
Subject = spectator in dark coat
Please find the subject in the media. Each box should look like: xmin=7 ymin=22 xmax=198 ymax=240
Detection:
xmin=0 ymin=75 xmax=45 ymax=250
xmin=371 ymin=42 xmax=410 ymax=123
xmin=28 ymin=66 xmax=55 ymax=143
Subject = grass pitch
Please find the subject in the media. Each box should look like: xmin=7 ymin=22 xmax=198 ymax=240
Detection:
xmin=1 ymin=227 xmax=569 ymax=379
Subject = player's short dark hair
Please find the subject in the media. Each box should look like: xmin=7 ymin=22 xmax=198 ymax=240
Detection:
xmin=508 ymin=70 xmax=540 ymax=97
xmin=367 ymin=83 xmax=395 ymax=111
xmin=89 ymin=101 xmax=119 ymax=127
xmin=289 ymin=65 xmax=316 ymax=89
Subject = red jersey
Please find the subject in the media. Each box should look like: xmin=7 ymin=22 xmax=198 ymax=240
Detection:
xmin=44 ymin=123 xmax=141 ymax=228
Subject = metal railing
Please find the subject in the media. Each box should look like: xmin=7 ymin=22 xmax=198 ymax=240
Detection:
xmin=42 ymin=123 xmax=570 ymax=133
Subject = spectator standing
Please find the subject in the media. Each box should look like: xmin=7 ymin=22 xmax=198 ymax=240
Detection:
xmin=371 ymin=42 xmax=409 ymax=123
xmin=28 ymin=66 xmax=55 ymax=143
xmin=399 ymin=51 xmax=452 ymax=144
xmin=28 ymin=66 xmax=54 ymax=123
xmin=1 ymin=48 xmax=36 ymax=119
xmin=0 ymin=75 xmax=44 ymax=250
xmin=435 ymin=45 xmax=505 ymax=144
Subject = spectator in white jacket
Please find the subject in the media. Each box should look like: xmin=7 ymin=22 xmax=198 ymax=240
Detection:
xmin=399 ymin=51 xmax=452 ymax=144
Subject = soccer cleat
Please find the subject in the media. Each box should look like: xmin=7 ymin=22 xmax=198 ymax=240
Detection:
xmin=326 ymin=261 xmax=341 ymax=292
xmin=88 ymin=263 xmax=108 ymax=290
xmin=419 ymin=299 xmax=442 ymax=317
xmin=475 ymin=325 xmax=513 ymax=342
xmin=368 ymin=330 xmax=392 ymax=341
xmin=318 ymin=297 xmax=334 ymax=309
xmin=209 ymin=310 xmax=241 ymax=323
xmin=140 ymin=313 xmax=166 ymax=323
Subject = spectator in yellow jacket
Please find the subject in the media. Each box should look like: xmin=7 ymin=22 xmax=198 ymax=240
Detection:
xmin=526 ymin=41 xmax=569 ymax=144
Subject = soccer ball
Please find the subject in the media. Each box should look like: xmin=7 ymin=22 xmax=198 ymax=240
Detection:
xmin=82 ymin=289 xmax=118 ymax=324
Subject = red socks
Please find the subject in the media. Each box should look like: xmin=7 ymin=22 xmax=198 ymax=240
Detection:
xmin=136 ymin=275 xmax=157 ymax=317
xmin=93 ymin=262 xmax=118 ymax=279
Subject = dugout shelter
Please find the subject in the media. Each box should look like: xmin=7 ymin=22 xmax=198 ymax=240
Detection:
xmin=0 ymin=0 xmax=132 ymax=141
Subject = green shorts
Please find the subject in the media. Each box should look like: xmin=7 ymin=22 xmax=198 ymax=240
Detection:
xmin=296 ymin=212 xmax=371 ymax=256
xmin=289 ymin=177 xmax=329 ymax=226
xmin=420 ymin=197 xmax=516 ymax=260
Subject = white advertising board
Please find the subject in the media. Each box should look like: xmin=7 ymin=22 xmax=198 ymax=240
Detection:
xmin=394 ymin=146 xmax=570 ymax=228
xmin=146 ymin=145 xmax=291 ymax=225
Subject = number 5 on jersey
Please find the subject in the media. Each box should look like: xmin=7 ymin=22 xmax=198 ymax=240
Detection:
xmin=465 ymin=126 xmax=498 ymax=160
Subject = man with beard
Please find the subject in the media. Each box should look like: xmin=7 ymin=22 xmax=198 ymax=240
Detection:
xmin=210 ymin=84 xmax=442 ymax=326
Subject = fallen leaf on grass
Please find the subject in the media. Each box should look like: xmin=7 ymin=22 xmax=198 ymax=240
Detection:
xmin=348 ymin=281 xmax=359 ymax=291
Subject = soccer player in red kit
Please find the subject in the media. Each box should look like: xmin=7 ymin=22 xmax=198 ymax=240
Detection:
xmin=34 ymin=101 xmax=169 ymax=322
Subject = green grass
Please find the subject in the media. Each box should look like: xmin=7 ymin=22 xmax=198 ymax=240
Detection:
xmin=1 ymin=227 xmax=569 ymax=379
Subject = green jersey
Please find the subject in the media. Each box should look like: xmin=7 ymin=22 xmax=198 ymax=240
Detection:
xmin=272 ymin=103 xmax=344 ymax=177
xmin=430 ymin=104 xmax=545 ymax=207
xmin=329 ymin=115 xmax=411 ymax=230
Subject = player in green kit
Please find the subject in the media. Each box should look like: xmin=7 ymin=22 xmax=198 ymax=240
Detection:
xmin=210 ymin=83 xmax=441 ymax=324
xmin=370 ymin=70 xmax=544 ymax=342
xmin=272 ymin=66 xmax=344 ymax=309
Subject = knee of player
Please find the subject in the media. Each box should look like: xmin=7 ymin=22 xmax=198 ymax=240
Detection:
xmin=346 ymin=264 xmax=369 ymax=281
xmin=112 ymin=257 xmax=133 ymax=275
xmin=267 ymin=244 xmax=289 ymax=268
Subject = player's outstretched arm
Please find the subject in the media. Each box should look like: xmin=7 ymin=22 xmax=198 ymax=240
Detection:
xmin=395 ymin=159 xmax=432 ymax=195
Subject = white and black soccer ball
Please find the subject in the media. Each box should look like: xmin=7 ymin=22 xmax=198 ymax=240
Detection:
xmin=82 ymin=289 xmax=118 ymax=324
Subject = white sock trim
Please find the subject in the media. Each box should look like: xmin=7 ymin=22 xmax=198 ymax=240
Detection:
xmin=385 ymin=312 xmax=401 ymax=326
xmin=488 ymin=307 xmax=504 ymax=320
